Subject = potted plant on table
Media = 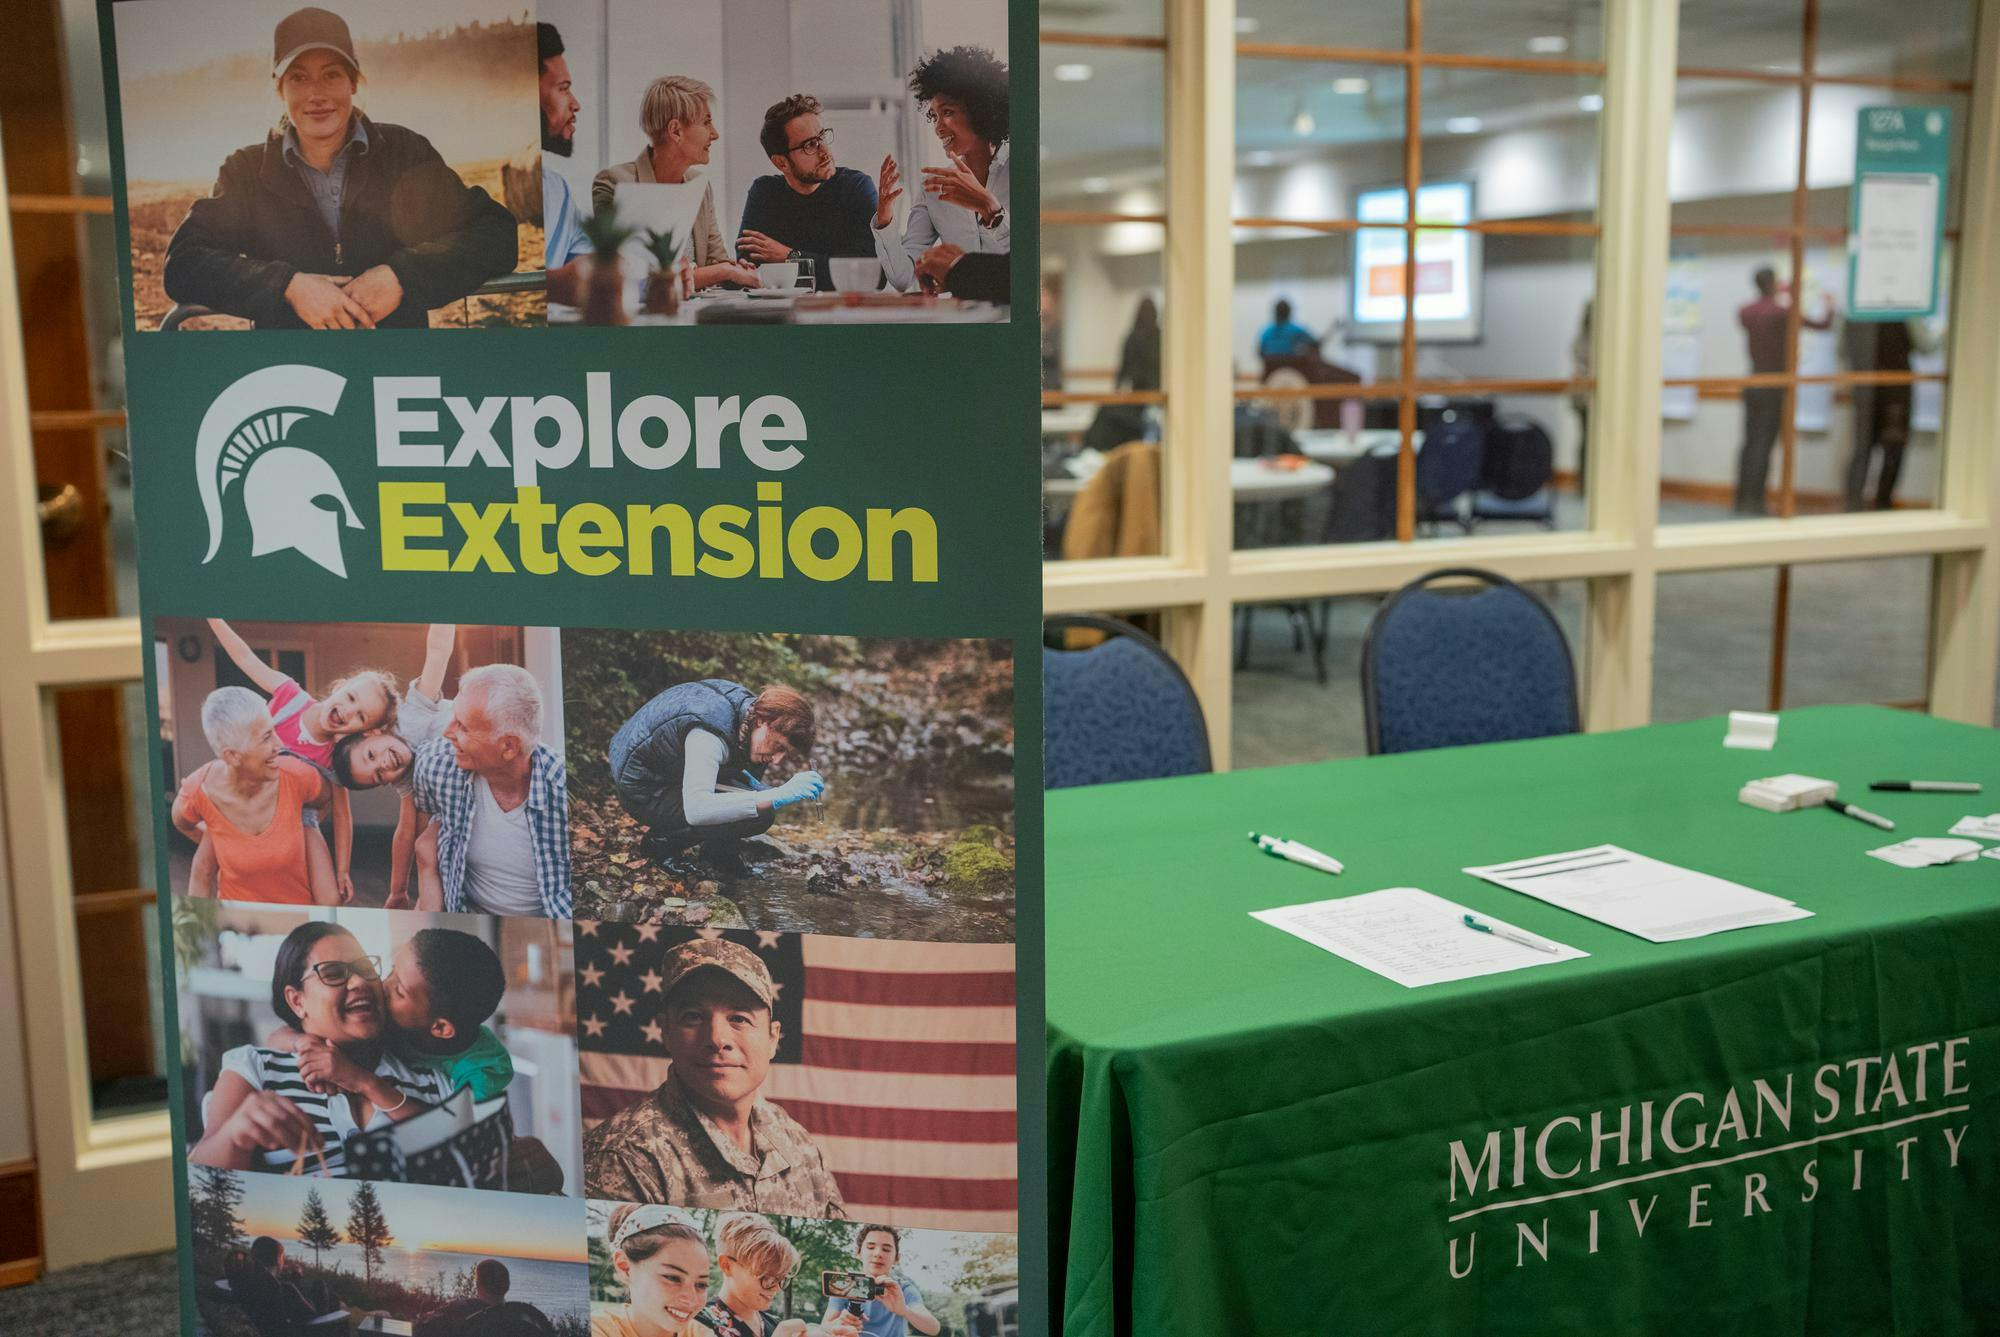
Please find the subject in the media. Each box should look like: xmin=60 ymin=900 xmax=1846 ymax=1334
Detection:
xmin=639 ymin=228 xmax=683 ymax=317
xmin=579 ymin=202 xmax=635 ymax=326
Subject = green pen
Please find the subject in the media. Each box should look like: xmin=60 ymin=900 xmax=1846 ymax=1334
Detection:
xmin=1461 ymin=913 xmax=1560 ymax=955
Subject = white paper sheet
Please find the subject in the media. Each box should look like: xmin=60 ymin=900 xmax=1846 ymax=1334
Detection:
xmin=1462 ymin=844 xmax=1813 ymax=943
xmin=1948 ymin=814 xmax=2000 ymax=840
xmin=1853 ymin=172 xmax=1940 ymax=312
xmin=1250 ymin=887 xmax=1587 ymax=989
xmin=1867 ymin=837 xmax=1982 ymax=869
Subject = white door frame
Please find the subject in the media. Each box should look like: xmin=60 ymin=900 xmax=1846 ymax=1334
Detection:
xmin=0 ymin=136 xmax=172 ymax=1268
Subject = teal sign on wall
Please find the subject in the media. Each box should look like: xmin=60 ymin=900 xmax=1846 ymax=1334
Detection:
xmin=1846 ymin=105 xmax=1951 ymax=322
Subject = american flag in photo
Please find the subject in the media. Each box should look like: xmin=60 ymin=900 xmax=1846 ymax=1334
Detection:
xmin=577 ymin=923 xmax=1018 ymax=1233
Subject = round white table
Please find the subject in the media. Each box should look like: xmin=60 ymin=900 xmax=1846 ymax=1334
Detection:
xmin=1044 ymin=457 xmax=1334 ymax=514
xmin=1293 ymin=427 xmax=1421 ymax=465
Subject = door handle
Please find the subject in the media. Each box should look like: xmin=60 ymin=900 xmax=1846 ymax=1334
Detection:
xmin=37 ymin=482 xmax=83 ymax=542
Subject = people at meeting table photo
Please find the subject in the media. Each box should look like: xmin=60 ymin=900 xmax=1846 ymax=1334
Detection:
xmin=161 ymin=5 xmax=519 ymax=329
xmin=736 ymin=94 xmax=880 ymax=291
xmin=871 ymin=45 xmax=1010 ymax=294
xmin=593 ymin=74 xmax=760 ymax=293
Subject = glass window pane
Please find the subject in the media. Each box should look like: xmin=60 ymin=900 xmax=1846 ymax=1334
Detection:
xmin=1784 ymin=558 xmax=1933 ymax=708
xmin=1669 ymin=81 xmax=1802 ymax=230
xmin=1677 ymin=0 xmax=1804 ymax=74
xmin=1652 ymin=567 xmax=1783 ymax=722
xmin=1234 ymin=0 xmax=1403 ymax=51
xmin=1422 ymin=0 xmax=1602 ymax=64
xmin=55 ymin=682 xmax=166 ymax=1117
xmin=1815 ymin=0 xmax=1973 ymax=86
xmin=1042 ymin=43 xmax=1165 ymax=206
xmin=1231 ymin=581 xmax=1587 ymax=768
xmin=1040 ymin=0 xmax=1161 ymax=39
xmin=1043 ymin=220 xmax=1165 ymax=397
xmin=1418 ymin=68 xmax=1604 ymax=225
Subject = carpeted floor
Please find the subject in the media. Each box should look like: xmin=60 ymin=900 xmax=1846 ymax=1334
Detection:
xmin=0 ymin=1251 xmax=184 ymax=1334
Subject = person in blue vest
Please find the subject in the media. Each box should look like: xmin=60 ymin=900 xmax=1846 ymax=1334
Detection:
xmin=608 ymin=681 xmax=823 ymax=861
xmin=821 ymin=1225 xmax=939 ymax=1337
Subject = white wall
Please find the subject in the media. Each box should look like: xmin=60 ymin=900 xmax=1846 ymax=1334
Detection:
xmin=542 ymin=0 xmax=728 ymax=236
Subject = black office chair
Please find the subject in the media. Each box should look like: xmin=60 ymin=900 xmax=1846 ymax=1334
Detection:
xmin=1044 ymin=615 xmax=1211 ymax=787
xmin=1472 ymin=415 xmax=1557 ymax=529
xmin=1361 ymin=567 xmax=1580 ymax=755
xmin=1415 ymin=417 xmax=1486 ymax=534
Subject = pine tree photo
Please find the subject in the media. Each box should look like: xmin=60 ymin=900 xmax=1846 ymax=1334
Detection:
xmin=345 ymin=1180 xmax=396 ymax=1284
xmin=297 ymin=1185 xmax=341 ymax=1271
xmin=188 ymin=1165 xmax=247 ymax=1258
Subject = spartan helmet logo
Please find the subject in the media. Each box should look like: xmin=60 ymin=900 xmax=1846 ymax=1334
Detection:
xmin=196 ymin=365 xmax=359 ymax=577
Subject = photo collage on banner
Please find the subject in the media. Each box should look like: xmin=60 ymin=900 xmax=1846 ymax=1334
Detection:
xmin=105 ymin=0 xmax=1033 ymax=1330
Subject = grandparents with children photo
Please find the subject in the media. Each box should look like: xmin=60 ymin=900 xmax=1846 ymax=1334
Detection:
xmin=169 ymin=619 xmax=570 ymax=917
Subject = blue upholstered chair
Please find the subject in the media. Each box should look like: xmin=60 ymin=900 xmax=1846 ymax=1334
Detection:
xmin=1361 ymin=568 xmax=1580 ymax=755
xmin=1044 ymin=615 xmax=1211 ymax=788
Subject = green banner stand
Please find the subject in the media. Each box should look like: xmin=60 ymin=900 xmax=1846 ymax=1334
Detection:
xmin=97 ymin=3 xmax=1044 ymax=1333
xmin=1845 ymin=104 xmax=1951 ymax=322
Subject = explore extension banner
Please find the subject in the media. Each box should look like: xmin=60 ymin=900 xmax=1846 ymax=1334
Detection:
xmin=99 ymin=1 xmax=1044 ymax=1333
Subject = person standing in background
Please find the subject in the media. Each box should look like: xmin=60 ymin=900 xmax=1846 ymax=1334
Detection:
xmin=1117 ymin=296 xmax=1162 ymax=394
xmin=1733 ymin=266 xmax=1834 ymax=515
xmin=1843 ymin=316 xmax=1943 ymax=511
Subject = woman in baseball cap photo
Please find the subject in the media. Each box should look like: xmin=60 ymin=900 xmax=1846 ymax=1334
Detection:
xmin=157 ymin=4 xmax=521 ymax=329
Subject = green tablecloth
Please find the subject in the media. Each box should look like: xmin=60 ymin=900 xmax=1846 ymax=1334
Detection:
xmin=1048 ymin=707 xmax=2000 ymax=1336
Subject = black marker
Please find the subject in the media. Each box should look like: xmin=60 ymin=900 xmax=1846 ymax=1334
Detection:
xmin=1870 ymin=780 xmax=1981 ymax=794
xmin=1825 ymin=797 xmax=1896 ymax=831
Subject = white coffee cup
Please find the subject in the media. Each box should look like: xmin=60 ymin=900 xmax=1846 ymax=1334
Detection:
xmin=829 ymin=257 xmax=883 ymax=292
xmin=756 ymin=261 xmax=800 ymax=290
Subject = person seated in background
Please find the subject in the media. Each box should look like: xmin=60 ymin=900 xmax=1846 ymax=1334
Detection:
xmin=162 ymin=6 xmax=517 ymax=328
xmin=872 ymin=45 xmax=1009 ymax=292
xmin=1257 ymin=298 xmax=1317 ymax=362
xmin=267 ymin=927 xmax=513 ymax=1102
xmin=235 ymin=1237 xmax=332 ymax=1337
xmin=593 ymin=75 xmax=759 ymax=292
xmin=605 ymin=679 xmax=822 ymax=865
xmin=538 ymin=22 xmax=590 ymax=308
xmin=173 ymin=687 xmax=333 ymax=905
xmin=736 ymin=95 xmax=878 ymax=290
xmin=416 ymin=1259 xmax=556 ymax=1337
